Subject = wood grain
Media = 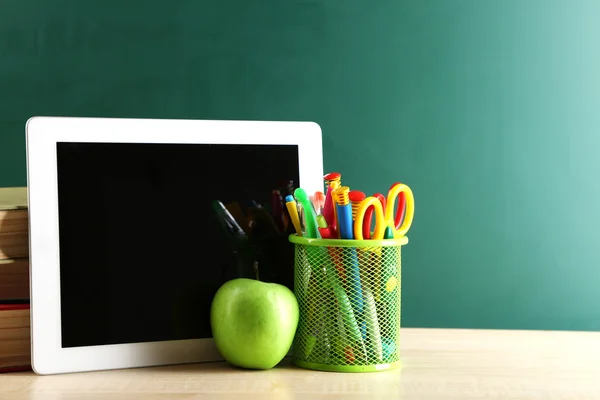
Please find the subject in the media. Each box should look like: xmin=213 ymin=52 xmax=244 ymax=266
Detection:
xmin=0 ymin=308 xmax=30 ymax=371
xmin=0 ymin=328 xmax=599 ymax=399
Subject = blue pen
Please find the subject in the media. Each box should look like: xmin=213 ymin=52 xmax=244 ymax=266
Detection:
xmin=332 ymin=186 xmax=365 ymax=339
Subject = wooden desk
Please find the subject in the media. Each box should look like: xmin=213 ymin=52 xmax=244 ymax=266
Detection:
xmin=1 ymin=328 xmax=599 ymax=399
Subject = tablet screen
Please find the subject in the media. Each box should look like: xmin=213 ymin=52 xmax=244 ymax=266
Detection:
xmin=56 ymin=142 xmax=300 ymax=348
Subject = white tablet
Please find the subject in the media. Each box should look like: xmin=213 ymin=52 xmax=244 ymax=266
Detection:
xmin=25 ymin=116 xmax=323 ymax=375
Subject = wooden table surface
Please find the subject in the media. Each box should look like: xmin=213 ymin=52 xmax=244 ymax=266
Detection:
xmin=1 ymin=328 xmax=599 ymax=399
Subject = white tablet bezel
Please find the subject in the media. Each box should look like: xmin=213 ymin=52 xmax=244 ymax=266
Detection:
xmin=25 ymin=116 xmax=323 ymax=375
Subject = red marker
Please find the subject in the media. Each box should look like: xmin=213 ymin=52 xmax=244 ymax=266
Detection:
xmin=318 ymin=226 xmax=333 ymax=238
xmin=322 ymin=172 xmax=341 ymax=236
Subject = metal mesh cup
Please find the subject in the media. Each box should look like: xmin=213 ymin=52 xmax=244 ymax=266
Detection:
xmin=289 ymin=234 xmax=408 ymax=372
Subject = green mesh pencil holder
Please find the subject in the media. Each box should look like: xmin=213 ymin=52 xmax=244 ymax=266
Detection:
xmin=289 ymin=234 xmax=408 ymax=373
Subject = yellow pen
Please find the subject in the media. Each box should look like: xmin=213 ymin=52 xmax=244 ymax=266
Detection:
xmin=285 ymin=195 xmax=303 ymax=236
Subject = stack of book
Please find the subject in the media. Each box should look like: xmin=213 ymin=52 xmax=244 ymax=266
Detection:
xmin=0 ymin=187 xmax=31 ymax=372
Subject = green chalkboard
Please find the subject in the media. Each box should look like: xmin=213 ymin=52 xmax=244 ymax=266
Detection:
xmin=1 ymin=0 xmax=599 ymax=331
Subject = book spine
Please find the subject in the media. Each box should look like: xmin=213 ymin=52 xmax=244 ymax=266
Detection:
xmin=0 ymin=210 xmax=29 ymax=260
xmin=0 ymin=259 xmax=29 ymax=301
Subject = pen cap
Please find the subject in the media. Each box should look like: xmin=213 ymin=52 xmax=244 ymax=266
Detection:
xmin=332 ymin=186 xmax=350 ymax=206
xmin=348 ymin=190 xmax=366 ymax=220
xmin=311 ymin=191 xmax=326 ymax=215
xmin=316 ymin=215 xmax=328 ymax=228
xmin=323 ymin=172 xmax=342 ymax=187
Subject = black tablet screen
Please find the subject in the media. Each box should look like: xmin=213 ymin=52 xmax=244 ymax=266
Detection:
xmin=56 ymin=142 xmax=299 ymax=348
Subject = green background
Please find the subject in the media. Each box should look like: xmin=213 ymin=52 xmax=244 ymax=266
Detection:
xmin=2 ymin=1 xmax=599 ymax=331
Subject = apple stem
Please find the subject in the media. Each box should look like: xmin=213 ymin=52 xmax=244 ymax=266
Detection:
xmin=253 ymin=261 xmax=260 ymax=281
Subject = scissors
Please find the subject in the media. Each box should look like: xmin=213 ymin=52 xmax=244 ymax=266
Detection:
xmin=353 ymin=182 xmax=414 ymax=240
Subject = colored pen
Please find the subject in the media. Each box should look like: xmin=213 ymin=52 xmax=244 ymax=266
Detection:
xmin=318 ymin=227 xmax=332 ymax=238
xmin=316 ymin=215 xmax=343 ymax=291
xmin=316 ymin=214 xmax=333 ymax=239
xmin=326 ymin=180 xmax=340 ymax=238
xmin=336 ymin=304 xmax=355 ymax=364
xmin=332 ymin=186 xmax=365 ymax=338
xmin=296 ymin=189 xmax=337 ymax=298
xmin=297 ymin=202 xmax=305 ymax=232
xmin=364 ymin=288 xmax=383 ymax=362
xmin=329 ymin=276 xmax=362 ymax=342
xmin=317 ymin=214 xmax=346 ymax=281
xmin=333 ymin=186 xmax=354 ymax=240
xmin=294 ymin=188 xmax=321 ymax=239
xmin=349 ymin=190 xmax=366 ymax=220
xmin=329 ymin=275 xmax=367 ymax=362
xmin=322 ymin=172 xmax=341 ymax=236
xmin=348 ymin=190 xmax=372 ymax=301
xmin=311 ymin=191 xmax=326 ymax=216
xmin=285 ymin=195 xmax=303 ymax=236
xmin=316 ymin=214 xmax=328 ymax=229
xmin=349 ymin=190 xmax=367 ymax=237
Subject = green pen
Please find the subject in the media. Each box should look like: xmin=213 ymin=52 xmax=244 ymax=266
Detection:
xmin=364 ymin=288 xmax=383 ymax=362
xmin=294 ymin=187 xmax=329 ymax=291
xmin=328 ymin=273 xmax=367 ymax=362
xmin=293 ymin=188 xmax=321 ymax=239
xmin=316 ymin=214 xmax=328 ymax=229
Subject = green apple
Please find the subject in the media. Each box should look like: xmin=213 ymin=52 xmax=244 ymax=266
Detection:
xmin=210 ymin=278 xmax=299 ymax=369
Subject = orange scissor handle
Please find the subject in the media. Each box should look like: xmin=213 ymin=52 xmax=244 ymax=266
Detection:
xmin=354 ymin=196 xmax=386 ymax=240
xmin=385 ymin=183 xmax=414 ymax=238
